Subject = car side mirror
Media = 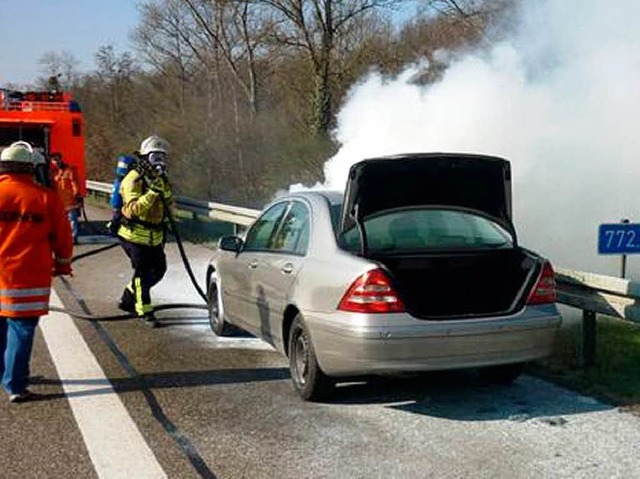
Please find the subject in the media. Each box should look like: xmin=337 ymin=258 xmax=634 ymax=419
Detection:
xmin=219 ymin=235 xmax=243 ymax=253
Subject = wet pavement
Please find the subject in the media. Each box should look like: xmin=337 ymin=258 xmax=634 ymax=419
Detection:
xmin=4 ymin=206 xmax=640 ymax=478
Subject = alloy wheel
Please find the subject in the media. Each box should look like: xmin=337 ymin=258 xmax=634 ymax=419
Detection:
xmin=293 ymin=329 xmax=309 ymax=386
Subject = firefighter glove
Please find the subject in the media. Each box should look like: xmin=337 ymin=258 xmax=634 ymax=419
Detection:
xmin=148 ymin=175 xmax=165 ymax=194
xmin=135 ymin=156 xmax=155 ymax=178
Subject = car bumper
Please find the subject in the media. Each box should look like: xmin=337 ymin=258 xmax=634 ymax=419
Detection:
xmin=304 ymin=306 xmax=562 ymax=377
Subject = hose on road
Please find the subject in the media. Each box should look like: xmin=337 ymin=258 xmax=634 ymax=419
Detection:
xmin=50 ymin=303 xmax=208 ymax=321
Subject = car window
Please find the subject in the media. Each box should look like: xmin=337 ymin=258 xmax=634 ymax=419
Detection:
xmin=341 ymin=209 xmax=513 ymax=252
xmin=271 ymin=201 xmax=310 ymax=255
xmin=330 ymin=204 xmax=341 ymax=233
xmin=244 ymin=202 xmax=289 ymax=251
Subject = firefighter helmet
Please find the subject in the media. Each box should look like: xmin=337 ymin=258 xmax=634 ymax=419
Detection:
xmin=139 ymin=135 xmax=169 ymax=156
xmin=0 ymin=141 xmax=34 ymax=163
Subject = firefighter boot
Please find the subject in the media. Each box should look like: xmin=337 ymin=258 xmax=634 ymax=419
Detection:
xmin=118 ymin=288 xmax=136 ymax=314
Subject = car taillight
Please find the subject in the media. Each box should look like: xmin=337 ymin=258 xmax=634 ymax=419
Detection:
xmin=338 ymin=268 xmax=405 ymax=313
xmin=527 ymin=261 xmax=557 ymax=304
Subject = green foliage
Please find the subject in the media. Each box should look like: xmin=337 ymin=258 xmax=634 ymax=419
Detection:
xmin=536 ymin=316 xmax=640 ymax=405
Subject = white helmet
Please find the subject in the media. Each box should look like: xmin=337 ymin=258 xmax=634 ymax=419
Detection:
xmin=139 ymin=135 xmax=169 ymax=156
xmin=0 ymin=141 xmax=34 ymax=163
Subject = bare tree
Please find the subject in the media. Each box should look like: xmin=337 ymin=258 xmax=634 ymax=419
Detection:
xmin=94 ymin=45 xmax=137 ymax=131
xmin=134 ymin=0 xmax=199 ymax=114
xmin=180 ymin=0 xmax=277 ymax=117
xmin=38 ymin=51 xmax=81 ymax=90
xmin=424 ymin=0 xmax=518 ymax=33
xmin=262 ymin=0 xmax=402 ymax=137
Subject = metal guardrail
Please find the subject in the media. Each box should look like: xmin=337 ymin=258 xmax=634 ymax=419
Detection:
xmin=555 ymin=268 xmax=640 ymax=366
xmin=86 ymin=180 xmax=260 ymax=227
xmin=556 ymin=268 xmax=640 ymax=321
xmin=86 ymin=180 xmax=638 ymax=367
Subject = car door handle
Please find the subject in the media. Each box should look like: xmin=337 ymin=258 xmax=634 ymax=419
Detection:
xmin=248 ymin=261 xmax=258 ymax=269
xmin=281 ymin=263 xmax=294 ymax=274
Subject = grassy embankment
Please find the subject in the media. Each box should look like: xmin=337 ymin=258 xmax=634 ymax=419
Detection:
xmin=532 ymin=307 xmax=640 ymax=411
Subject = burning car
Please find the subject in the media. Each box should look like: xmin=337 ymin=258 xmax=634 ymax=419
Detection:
xmin=205 ymin=153 xmax=561 ymax=400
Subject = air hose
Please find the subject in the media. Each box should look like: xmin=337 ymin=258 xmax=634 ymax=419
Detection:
xmin=56 ymin=196 xmax=209 ymax=321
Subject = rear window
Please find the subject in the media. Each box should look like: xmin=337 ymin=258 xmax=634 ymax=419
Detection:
xmin=340 ymin=209 xmax=513 ymax=252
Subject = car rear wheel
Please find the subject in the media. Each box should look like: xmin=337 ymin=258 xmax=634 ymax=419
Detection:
xmin=477 ymin=362 xmax=524 ymax=384
xmin=288 ymin=314 xmax=332 ymax=401
xmin=207 ymin=281 xmax=228 ymax=336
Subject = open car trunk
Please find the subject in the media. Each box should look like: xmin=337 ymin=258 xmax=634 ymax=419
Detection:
xmin=371 ymin=248 xmax=541 ymax=319
xmin=338 ymin=153 xmax=543 ymax=318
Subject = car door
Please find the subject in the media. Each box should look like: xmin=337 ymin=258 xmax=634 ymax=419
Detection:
xmin=252 ymin=201 xmax=310 ymax=347
xmin=220 ymin=202 xmax=288 ymax=332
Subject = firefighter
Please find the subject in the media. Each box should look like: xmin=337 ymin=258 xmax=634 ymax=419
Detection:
xmin=0 ymin=141 xmax=73 ymax=403
xmin=50 ymin=153 xmax=82 ymax=243
xmin=116 ymin=135 xmax=173 ymax=328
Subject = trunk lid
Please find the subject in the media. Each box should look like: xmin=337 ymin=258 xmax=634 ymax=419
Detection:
xmin=339 ymin=153 xmax=515 ymax=239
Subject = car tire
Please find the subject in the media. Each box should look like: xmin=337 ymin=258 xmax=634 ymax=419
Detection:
xmin=207 ymin=281 xmax=228 ymax=336
xmin=477 ymin=363 xmax=525 ymax=384
xmin=288 ymin=314 xmax=332 ymax=401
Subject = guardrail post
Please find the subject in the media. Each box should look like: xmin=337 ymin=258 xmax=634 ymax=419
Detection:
xmin=582 ymin=310 xmax=597 ymax=367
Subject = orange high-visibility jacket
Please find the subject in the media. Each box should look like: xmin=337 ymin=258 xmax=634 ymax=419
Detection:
xmin=0 ymin=172 xmax=73 ymax=317
xmin=52 ymin=164 xmax=81 ymax=211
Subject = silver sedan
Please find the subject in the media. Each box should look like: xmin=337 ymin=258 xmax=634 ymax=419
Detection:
xmin=206 ymin=153 xmax=561 ymax=400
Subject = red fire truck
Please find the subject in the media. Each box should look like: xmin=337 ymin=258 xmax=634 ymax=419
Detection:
xmin=0 ymin=88 xmax=86 ymax=195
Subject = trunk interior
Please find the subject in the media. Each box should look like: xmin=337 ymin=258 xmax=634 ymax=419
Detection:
xmin=371 ymin=248 xmax=540 ymax=319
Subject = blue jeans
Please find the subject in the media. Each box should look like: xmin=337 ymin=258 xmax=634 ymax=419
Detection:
xmin=68 ymin=208 xmax=80 ymax=243
xmin=0 ymin=317 xmax=39 ymax=395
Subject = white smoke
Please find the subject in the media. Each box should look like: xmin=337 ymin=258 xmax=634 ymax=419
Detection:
xmin=310 ymin=0 xmax=640 ymax=276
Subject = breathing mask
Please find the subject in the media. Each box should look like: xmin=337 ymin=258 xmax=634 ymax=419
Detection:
xmin=148 ymin=151 xmax=167 ymax=176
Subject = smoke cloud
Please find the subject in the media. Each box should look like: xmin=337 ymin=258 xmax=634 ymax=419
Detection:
xmin=308 ymin=0 xmax=640 ymax=276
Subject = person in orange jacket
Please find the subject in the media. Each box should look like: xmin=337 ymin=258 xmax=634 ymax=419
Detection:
xmin=50 ymin=152 xmax=82 ymax=243
xmin=0 ymin=141 xmax=73 ymax=403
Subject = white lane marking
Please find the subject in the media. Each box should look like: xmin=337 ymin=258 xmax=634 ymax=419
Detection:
xmin=40 ymin=291 xmax=167 ymax=479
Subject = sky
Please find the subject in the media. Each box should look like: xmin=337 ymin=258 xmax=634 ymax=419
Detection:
xmin=0 ymin=0 xmax=141 ymax=86
xmin=0 ymin=0 xmax=418 ymax=87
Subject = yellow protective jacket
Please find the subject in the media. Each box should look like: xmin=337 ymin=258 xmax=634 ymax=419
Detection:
xmin=117 ymin=170 xmax=173 ymax=246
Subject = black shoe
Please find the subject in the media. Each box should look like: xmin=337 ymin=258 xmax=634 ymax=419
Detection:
xmin=118 ymin=300 xmax=136 ymax=314
xmin=138 ymin=313 xmax=159 ymax=328
xmin=118 ymin=290 xmax=136 ymax=314
xmin=9 ymin=390 xmax=34 ymax=403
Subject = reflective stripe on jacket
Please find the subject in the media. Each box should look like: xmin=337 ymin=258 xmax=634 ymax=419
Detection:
xmin=117 ymin=170 xmax=173 ymax=247
xmin=0 ymin=173 xmax=73 ymax=317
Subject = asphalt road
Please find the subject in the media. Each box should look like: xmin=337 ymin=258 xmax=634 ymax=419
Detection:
xmin=2 ymin=207 xmax=640 ymax=478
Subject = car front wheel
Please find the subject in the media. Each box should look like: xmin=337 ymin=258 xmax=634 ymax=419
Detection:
xmin=288 ymin=314 xmax=332 ymax=401
xmin=207 ymin=281 xmax=228 ymax=336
